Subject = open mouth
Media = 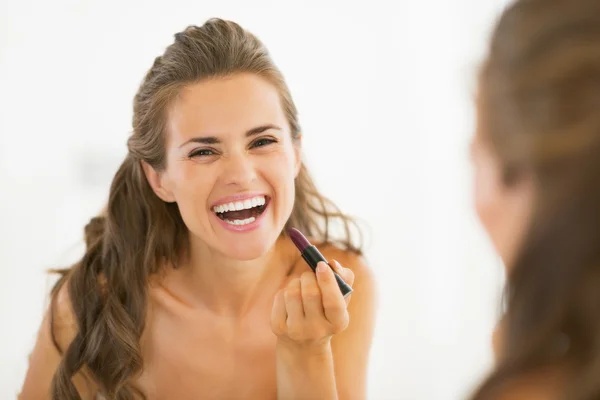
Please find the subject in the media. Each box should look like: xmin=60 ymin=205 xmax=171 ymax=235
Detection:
xmin=212 ymin=195 xmax=269 ymax=226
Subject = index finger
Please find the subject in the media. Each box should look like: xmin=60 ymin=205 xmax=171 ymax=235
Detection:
xmin=315 ymin=262 xmax=348 ymax=328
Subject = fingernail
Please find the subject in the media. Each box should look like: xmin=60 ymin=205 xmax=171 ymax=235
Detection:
xmin=331 ymin=260 xmax=342 ymax=273
xmin=317 ymin=262 xmax=328 ymax=273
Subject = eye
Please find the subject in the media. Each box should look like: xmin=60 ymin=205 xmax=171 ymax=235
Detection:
xmin=251 ymin=137 xmax=277 ymax=148
xmin=189 ymin=148 xmax=217 ymax=158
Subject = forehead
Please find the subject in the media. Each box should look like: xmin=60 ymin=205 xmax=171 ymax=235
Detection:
xmin=167 ymin=73 xmax=288 ymax=142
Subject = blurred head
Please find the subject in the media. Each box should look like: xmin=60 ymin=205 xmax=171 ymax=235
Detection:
xmin=50 ymin=19 xmax=361 ymax=399
xmin=471 ymin=0 xmax=600 ymax=398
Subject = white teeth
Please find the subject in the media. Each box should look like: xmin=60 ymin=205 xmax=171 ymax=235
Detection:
xmin=225 ymin=217 xmax=256 ymax=226
xmin=213 ymin=196 xmax=267 ymax=213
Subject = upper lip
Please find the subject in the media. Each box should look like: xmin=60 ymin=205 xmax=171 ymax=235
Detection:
xmin=211 ymin=192 xmax=269 ymax=208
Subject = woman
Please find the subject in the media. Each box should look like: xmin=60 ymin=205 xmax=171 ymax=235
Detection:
xmin=470 ymin=0 xmax=600 ymax=398
xmin=19 ymin=19 xmax=376 ymax=399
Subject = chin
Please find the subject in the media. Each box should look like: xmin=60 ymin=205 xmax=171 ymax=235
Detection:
xmin=223 ymin=238 xmax=275 ymax=261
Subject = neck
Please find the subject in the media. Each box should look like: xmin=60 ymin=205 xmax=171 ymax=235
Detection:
xmin=172 ymin=236 xmax=292 ymax=317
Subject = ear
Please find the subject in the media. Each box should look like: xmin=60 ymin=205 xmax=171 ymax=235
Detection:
xmin=293 ymin=133 xmax=302 ymax=178
xmin=141 ymin=161 xmax=176 ymax=203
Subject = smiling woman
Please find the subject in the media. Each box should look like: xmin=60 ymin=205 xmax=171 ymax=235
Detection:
xmin=143 ymin=74 xmax=303 ymax=261
xmin=18 ymin=19 xmax=376 ymax=400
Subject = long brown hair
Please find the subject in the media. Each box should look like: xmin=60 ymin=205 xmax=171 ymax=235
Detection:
xmin=49 ymin=18 xmax=361 ymax=399
xmin=472 ymin=0 xmax=600 ymax=398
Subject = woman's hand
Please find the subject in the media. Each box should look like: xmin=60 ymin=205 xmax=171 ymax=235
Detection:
xmin=271 ymin=260 xmax=355 ymax=350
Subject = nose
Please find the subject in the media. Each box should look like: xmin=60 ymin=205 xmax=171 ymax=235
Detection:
xmin=221 ymin=151 xmax=258 ymax=187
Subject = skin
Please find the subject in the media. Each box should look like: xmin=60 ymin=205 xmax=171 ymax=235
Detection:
xmin=19 ymin=73 xmax=376 ymax=399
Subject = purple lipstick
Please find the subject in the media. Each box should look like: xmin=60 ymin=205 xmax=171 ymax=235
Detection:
xmin=288 ymin=228 xmax=353 ymax=298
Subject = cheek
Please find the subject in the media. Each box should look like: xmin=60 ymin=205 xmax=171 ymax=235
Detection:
xmin=169 ymin=162 xmax=215 ymax=215
xmin=261 ymin=149 xmax=297 ymax=201
xmin=262 ymin=145 xmax=297 ymax=179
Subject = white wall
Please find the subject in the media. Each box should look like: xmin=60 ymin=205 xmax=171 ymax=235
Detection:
xmin=0 ymin=0 xmax=508 ymax=398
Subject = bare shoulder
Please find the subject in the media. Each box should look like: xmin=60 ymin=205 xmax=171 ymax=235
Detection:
xmin=19 ymin=277 xmax=97 ymax=399
xmin=51 ymin=280 xmax=79 ymax=349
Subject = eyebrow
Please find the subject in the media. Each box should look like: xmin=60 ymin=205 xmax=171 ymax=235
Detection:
xmin=178 ymin=124 xmax=282 ymax=148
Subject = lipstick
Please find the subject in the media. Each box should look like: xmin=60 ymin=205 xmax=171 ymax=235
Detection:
xmin=287 ymin=228 xmax=353 ymax=298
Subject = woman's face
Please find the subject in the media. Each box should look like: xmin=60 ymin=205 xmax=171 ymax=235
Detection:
xmin=471 ymin=87 xmax=535 ymax=270
xmin=146 ymin=73 xmax=301 ymax=260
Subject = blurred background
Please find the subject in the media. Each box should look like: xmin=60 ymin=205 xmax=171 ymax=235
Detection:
xmin=0 ymin=0 xmax=509 ymax=398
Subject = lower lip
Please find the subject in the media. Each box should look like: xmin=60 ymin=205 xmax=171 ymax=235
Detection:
xmin=212 ymin=201 xmax=270 ymax=233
